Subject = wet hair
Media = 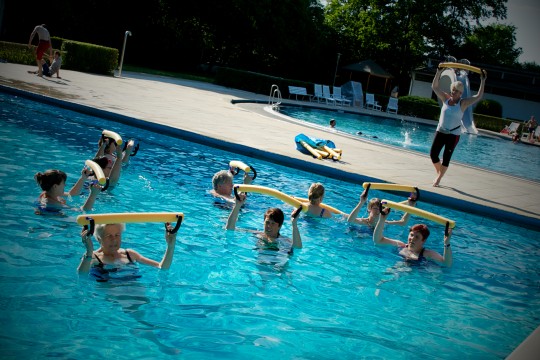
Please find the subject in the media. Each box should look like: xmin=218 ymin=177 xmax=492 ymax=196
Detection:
xmin=308 ymin=183 xmax=325 ymax=202
xmin=98 ymin=137 xmax=116 ymax=152
xmin=92 ymin=156 xmax=109 ymax=170
xmin=410 ymin=224 xmax=430 ymax=240
xmin=34 ymin=169 xmax=67 ymax=191
xmin=451 ymin=81 xmax=464 ymax=93
xmin=94 ymin=223 xmax=125 ymax=243
xmin=212 ymin=170 xmax=233 ymax=191
xmin=264 ymin=208 xmax=284 ymax=227
xmin=368 ymin=198 xmax=381 ymax=210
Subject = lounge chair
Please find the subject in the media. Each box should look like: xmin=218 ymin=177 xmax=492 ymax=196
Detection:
xmin=501 ymin=122 xmax=520 ymax=135
xmin=322 ymin=85 xmax=336 ymax=105
xmin=332 ymin=86 xmax=352 ymax=107
xmin=386 ymin=97 xmax=398 ymax=114
xmin=365 ymin=93 xmax=381 ymax=111
xmin=313 ymin=84 xmax=325 ymax=103
xmin=288 ymin=86 xmax=313 ymax=101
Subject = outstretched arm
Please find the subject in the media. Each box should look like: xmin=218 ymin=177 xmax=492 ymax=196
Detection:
xmin=432 ymin=68 xmax=447 ymax=102
xmin=347 ymin=189 xmax=368 ymax=224
xmin=81 ymin=184 xmax=100 ymax=211
xmin=461 ymin=71 xmax=487 ymax=110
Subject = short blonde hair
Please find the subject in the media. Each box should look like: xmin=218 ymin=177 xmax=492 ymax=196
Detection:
xmin=308 ymin=182 xmax=325 ymax=202
xmin=451 ymin=81 xmax=464 ymax=93
xmin=368 ymin=198 xmax=381 ymax=210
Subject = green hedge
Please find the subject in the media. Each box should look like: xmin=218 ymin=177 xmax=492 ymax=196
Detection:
xmin=61 ymin=40 xmax=118 ymax=75
xmin=0 ymin=41 xmax=58 ymax=65
xmin=473 ymin=114 xmax=516 ymax=133
xmin=474 ymin=99 xmax=503 ymax=117
xmin=395 ymin=95 xmax=440 ymax=120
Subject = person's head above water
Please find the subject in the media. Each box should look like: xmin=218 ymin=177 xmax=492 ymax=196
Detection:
xmin=212 ymin=170 xmax=234 ymax=196
xmin=34 ymin=169 xmax=67 ymax=191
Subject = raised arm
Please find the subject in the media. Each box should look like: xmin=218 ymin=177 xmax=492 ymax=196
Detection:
xmin=77 ymin=228 xmax=95 ymax=273
xmin=386 ymin=193 xmax=417 ymax=226
xmin=461 ymin=70 xmax=487 ymax=110
xmin=122 ymin=140 xmax=135 ymax=164
xmin=347 ymin=189 xmax=368 ymax=224
xmin=158 ymin=223 xmax=178 ymax=269
xmin=107 ymin=146 xmax=124 ymax=186
xmin=226 ymin=195 xmax=246 ymax=230
xmin=67 ymin=167 xmax=91 ymax=196
xmin=373 ymin=210 xmax=404 ymax=247
xmin=291 ymin=210 xmax=302 ymax=249
xmin=81 ymin=184 xmax=100 ymax=212
xmin=432 ymin=68 xmax=447 ymax=102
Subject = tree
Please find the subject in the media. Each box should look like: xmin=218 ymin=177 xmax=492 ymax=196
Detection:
xmin=455 ymin=24 xmax=522 ymax=66
xmin=324 ymin=0 xmax=508 ymax=92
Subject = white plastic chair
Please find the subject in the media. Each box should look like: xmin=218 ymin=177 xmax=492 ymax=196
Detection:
xmin=365 ymin=93 xmax=381 ymax=111
xmin=322 ymin=85 xmax=336 ymax=105
xmin=332 ymin=87 xmax=351 ymax=107
xmin=386 ymin=97 xmax=398 ymax=114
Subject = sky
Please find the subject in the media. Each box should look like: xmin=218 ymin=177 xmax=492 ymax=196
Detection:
xmin=490 ymin=0 xmax=540 ymax=63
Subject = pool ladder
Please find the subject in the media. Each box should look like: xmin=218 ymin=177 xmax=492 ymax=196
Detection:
xmin=268 ymin=84 xmax=282 ymax=110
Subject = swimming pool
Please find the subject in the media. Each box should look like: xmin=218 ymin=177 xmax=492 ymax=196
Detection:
xmin=1 ymin=91 xmax=539 ymax=359
xmin=277 ymin=106 xmax=540 ymax=182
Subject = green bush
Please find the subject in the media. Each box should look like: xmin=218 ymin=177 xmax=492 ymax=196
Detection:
xmin=396 ymin=95 xmax=440 ymax=121
xmin=62 ymin=40 xmax=118 ymax=75
xmin=0 ymin=41 xmax=51 ymax=65
xmin=473 ymin=114 xmax=515 ymax=133
xmin=474 ymin=99 xmax=503 ymax=117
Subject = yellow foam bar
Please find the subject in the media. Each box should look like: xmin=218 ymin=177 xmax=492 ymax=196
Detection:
xmin=77 ymin=212 xmax=184 ymax=226
xmin=300 ymin=140 xmax=322 ymax=159
xmin=293 ymin=197 xmax=345 ymax=215
xmin=102 ymin=130 xmax=123 ymax=146
xmin=314 ymin=149 xmax=329 ymax=158
xmin=382 ymin=200 xmax=455 ymax=228
xmin=85 ymin=160 xmax=106 ymax=185
xmin=362 ymin=182 xmax=416 ymax=193
xmin=235 ymin=184 xmax=307 ymax=211
xmin=229 ymin=160 xmax=251 ymax=173
xmin=438 ymin=62 xmax=483 ymax=74
xmin=323 ymin=145 xmax=341 ymax=160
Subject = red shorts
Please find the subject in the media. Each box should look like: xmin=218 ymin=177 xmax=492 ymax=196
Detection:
xmin=36 ymin=40 xmax=51 ymax=60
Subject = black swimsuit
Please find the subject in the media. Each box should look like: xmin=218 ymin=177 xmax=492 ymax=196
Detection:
xmin=89 ymin=250 xmax=140 ymax=282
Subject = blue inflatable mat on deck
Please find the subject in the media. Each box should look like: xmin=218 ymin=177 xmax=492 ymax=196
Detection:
xmin=294 ymin=134 xmax=336 ymax=155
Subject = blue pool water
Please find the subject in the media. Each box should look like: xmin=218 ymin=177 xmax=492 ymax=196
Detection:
xmin=1 ymin=91 xmax=539 ymax=359
xmin=277 ymin=107 xmax=540 ymax=182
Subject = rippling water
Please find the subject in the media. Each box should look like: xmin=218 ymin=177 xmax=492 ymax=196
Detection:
xmin=0 ymin=92 xmax=539 ymax=359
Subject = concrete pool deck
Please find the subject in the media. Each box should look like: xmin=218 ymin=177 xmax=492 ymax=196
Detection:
xmin=0 ymin=62 xmax=539 ymax=229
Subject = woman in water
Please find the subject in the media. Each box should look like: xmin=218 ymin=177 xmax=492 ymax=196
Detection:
xmin=78 ymin=222 xmax=178 ymax=281
xmin=430 ymin=66 xmax=486 ymax=187
xmin=34 ymin=168 xmax=100 ymax=214
xmin=373 ymin=209 xmax=452 ymax=266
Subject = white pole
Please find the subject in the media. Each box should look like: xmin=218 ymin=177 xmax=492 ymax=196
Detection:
xmin=118 ymin=30 xmax=132 ymax=78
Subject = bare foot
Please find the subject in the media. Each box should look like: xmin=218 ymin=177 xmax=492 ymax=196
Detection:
xmin=432 ymin=179 xmax=440 ymax=187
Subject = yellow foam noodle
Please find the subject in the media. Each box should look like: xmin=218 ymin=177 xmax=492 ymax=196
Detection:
xmin=332 ymin=148 xmax=342 ymax=154
xmin=229 ymin=160 xmax=251 ymax=173
xmin=77 ymin=212 xmax=184 ymax=226
xmin=382 ymin=200 xmax=455 ymax=228
xmin=102 ymin=130 xmax=123 ymax=146
xmin=235 ymin=184 xmax=307 ymax=211
xmin=314 ymin=149 xmax=329 ymax=158
xmin=438 ymin=62 xmax=483 ymax=74
xmin=362 ymin=182 xmax=416 ymax=193
xmin=85 ymin=160 xmax=106 ymax=185
xmin=323 ymin=145 xmax=341 ymax=160
xmin=300 ymin=140 xmax=322 ymax=159
xmin=293 ymin=197 xmax=345 ymax=215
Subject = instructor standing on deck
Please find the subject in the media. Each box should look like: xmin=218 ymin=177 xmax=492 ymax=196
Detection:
xmin=28 ymin=24 xmax=53 ymax=77
xmin=430 ymin=66 xmax=487 ymax=187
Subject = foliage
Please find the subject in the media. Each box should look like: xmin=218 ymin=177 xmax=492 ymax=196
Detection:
xmin=473 ymin=113 xmax=514 ymax=133
xmin=0 ymin=41 xmax=38 ymax=65
xmin=62 ymin=41 xmax=118 ymax=76
xmin=324 ymin=0 xmax=508 ymax=88
xmin=397 ymin=95 xmax=440 ymax=120
xmin=474 ymin=99 xmax=503 ymax=118
xmin=454 ymin=24 xmax=521 ymax=66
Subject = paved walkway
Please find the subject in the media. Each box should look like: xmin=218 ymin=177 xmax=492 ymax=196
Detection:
xmin=1 ymin=63 xmax=539 ymax=229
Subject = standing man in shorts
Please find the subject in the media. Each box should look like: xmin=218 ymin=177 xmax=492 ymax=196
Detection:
xmin=28 ymin=24 xmax=53 ymax=77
